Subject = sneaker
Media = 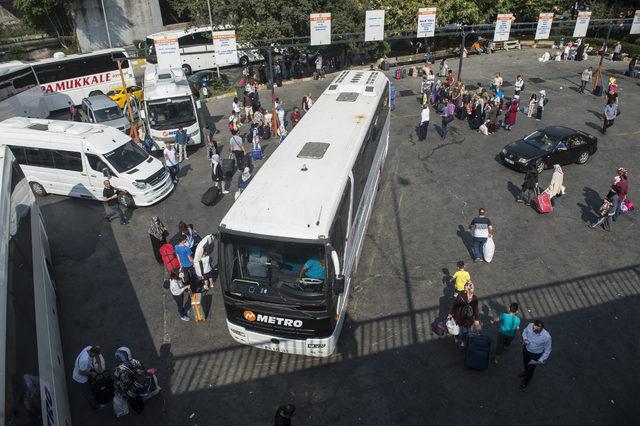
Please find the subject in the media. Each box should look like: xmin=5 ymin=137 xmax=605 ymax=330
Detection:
xmin=516 ymin=199 xmax=523 ymax=203
xmin=460 ymin=341 xmax=466 ymax=348
xmin=222 ymin=190 xmax=229 ymax=194
xmin=180 ymin=315 xmax=190 ymax=321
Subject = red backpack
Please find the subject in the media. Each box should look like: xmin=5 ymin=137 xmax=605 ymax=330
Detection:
xmin=159 ymin=244 xmax=180 ymax=272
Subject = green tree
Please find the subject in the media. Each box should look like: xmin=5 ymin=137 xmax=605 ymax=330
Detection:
xmin=11 ymin=0 xmax=74 ymax=48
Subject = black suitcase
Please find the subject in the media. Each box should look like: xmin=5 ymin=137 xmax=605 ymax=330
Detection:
xmin=90 ymin=372 xmax=114 ymax=404
xmin=464 ymin=334 xmax=491 ymax=370
xmin=222 ymin=157 xmax=236 ymax=177
xmin=201 ymin=186 xmax=220 ymax=206
xmin=262 ymin=125 xmax=271 ymax=140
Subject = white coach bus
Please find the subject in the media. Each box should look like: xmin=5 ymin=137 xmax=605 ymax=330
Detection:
xmin=218 ymin=70 xmax=390 ymax=357
xmin=0 ymin=145 xmax=71 ymax=425
xmin=27 ymin=49 xmax=136 ymax=107
xmin=145 ymin=26 xmax=264 ymax=75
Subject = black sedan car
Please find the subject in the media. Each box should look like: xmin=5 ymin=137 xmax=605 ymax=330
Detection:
xmin=500 ymin=126 xmax=598 ymax=173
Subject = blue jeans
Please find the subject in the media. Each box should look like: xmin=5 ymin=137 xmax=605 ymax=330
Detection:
xmin=472 ymin=237 xmax=487 ymax=260
xmin=579 ymin=80 xmax=587 ymax=92
xmin=442 ymin=121 xmax=449 ymax=138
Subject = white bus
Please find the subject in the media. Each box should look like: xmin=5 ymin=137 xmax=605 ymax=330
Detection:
xmin=141 ymin=65 xmax=202 ymax=150
xmin=218 ymin=70 xmax=390 ymax=357
xmin=26 ymin=49 xmax=136 ymax=107
xmin=2 ymin=117 xmax=174 ymax=206
xmin=146 ymin=26 xmax=264 ymax=75
xmin=0 ymin=62 xmax=73 ymax=120
xmin=0 ymin=145 xmax=72 ymax=426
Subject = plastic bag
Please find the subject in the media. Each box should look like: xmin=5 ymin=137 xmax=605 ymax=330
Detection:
xmin=446 ymin=316 xmax=460 ymax=335
xmin=113 ymin=393 xmax=129 ymax=417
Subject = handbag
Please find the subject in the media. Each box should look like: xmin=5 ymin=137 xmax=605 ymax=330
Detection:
xmin=113 ymin=393 xmax=129 ymax=417
xmin=446 ymin=316 xmax=460 ymax=335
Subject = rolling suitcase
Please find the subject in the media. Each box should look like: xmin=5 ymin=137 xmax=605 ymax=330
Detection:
xmin=262 ymin=125 xmax=271 ymax=140
xmin=90 ymin=372 xmax=114 ymax=404
xmin=252 ymin=148 xmax=263 ymax=160
xmin=201 ymin=186 xmax=220 ymax=206
xmin=159 ymin=243 xmax=180 ymax=272
xmin=534 ymin=189 xmax=553 ymax=213
xmin=464 ymin=334 xmax=491 ymax=370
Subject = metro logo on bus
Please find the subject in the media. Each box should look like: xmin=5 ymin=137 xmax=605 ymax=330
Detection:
xmin=242 ymin=310 xmax=303 ymax=328
xmin=40 ymin=72 xmax=112 ymax=93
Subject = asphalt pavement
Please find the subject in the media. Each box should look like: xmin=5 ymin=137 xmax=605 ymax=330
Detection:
xmin=40 ymin=49 xmax=640 ymax=425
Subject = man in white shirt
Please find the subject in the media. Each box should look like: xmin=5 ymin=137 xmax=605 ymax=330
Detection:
xmin=579 ymin=67 xmax=593 ymax=94
xmin=520 ymin=320 xmax=552 ymax=388
xmin=419 ymin=105 xmax=430 ymax=141
xmin=72 ymin=345 xmax=104 ymax=409
xmin=163 ymin=142 xmax=179 ymax=184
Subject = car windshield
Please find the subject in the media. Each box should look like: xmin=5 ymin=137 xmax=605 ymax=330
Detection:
xmin=103 ymin=141 xmax=149 ymax=173
xmin=221 ymin=234 xmax=327 ymax=303
xmin=523 ymin=130 xmax=558 ymax=152
xmin=94 ymin=106 xmax=124 ymax=122
xmin=147 ymin=96 xmax=196 ymax=130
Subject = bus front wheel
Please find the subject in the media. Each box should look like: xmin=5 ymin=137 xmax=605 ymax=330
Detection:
xmin=30 ymin=182 xmax=47 ymax=196
xmin=182 ymin=64 xmax=192 ymax=75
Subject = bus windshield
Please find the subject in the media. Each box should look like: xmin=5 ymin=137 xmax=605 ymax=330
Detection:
xmin=94 ymin=106 xmax=124 ymax=122
xmin=220 ymin=234 xmax=328 ymax=303
xmin=103 ymin=141 xmax=148 ymax=173
xmin=147 ymin=96 xmax=196 ymax=130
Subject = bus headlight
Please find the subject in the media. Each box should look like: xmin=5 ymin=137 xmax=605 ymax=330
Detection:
xmin=190 ymin=128 xmax=200 ymax=137
xmin=133 ymin=180 xmax=148 ymax=190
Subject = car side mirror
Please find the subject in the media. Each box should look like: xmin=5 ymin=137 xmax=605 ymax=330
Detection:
xmin=102 ymin=167 xmax=111 ymax=178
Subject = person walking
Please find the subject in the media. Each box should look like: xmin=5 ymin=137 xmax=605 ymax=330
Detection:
xmin=520 ymin=320 xmax=552 ymax=389
xmin=449 ymin=281 xmax=480 ymax=347
xmin=290 ymin=107 xmax=302 ymax=128
xmin=274 ymin=404 xmax=296 ymax=426
xmin=527 ymin=94 xmax=537 ymax=118
xmin=148 ymin=216 xmax=168 ymax=264
xmin=418 ymin=104 xmax=430 ymax=141
xmin=441 ymin=101 xmax=454 ymax=139
xmin=163 ymin=142 xmax=179 ymax=184
xmin=602 ymin=101 xmax=618 ymax=134
xmin=468 ymin=208 xmax=493 ymax=262
xmin=491 ymin=302 xmax=521 ymax=366
xmin=545 ymin=164 xmax=565 ymax=205
xmin=169 ymin=271 xmax=190 ymax=321
xmin=203 ymin=124 xmax=217 ymax=157
xmin=103 ymin=179 xmax=128 ymax=225
xmin=175 ymin=126 xmax=188 ymax=162
xmin=535 ymin=90 xmax=546 ymax=121
xmin=503 ymin=95 xmax=519 ymax=130
xmin=113 ymin=347 xmax=146 ymax=414
xmin=451 ymin=260 xmax=470 ymax=297
xmin=611 ymin=167 xmax=628 ymax=221
xmin=210 ymin=154 xmax=228 ymax=194
xmin=229 ymin=130 xmax=247 ymax=172
xmin=72 ymin=345 xmax=105 ymax=409
xmin=514 ymin=75 xmax=524 ymax=96
xmin=517 ymin=164 xmax=538 ymax=205
xmin=232 ymin=97 xmax=242 ymax=124
xmin=243 ymin=91 xmax=253 ymax=123
xmin=578 ymin=67 xmax=592 ymax=93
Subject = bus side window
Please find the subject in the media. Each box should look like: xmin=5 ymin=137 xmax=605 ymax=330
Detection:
xmin=8 ymin=146 xmax=27 ymax=164
xmin=330 ymin=179 xmax=351 ymax=264
xmin=51 ymin=150 xmax=83 ymax=172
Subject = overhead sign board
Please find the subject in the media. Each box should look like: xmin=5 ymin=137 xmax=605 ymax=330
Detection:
xmin=494 ymin=14 xmax=514 ymax=42
xmin=573 ymin=11 xmax=591 ymax=38
xmin=631 ymin=10 xmax=640 ymax=35
xmin=153 ymin=36 xmax=180 ymax=69
xmin=310 ymin=13 xmax=332 ymax=45
xmin=417 ymin=8 xmax=437 ymax=38
xmin=212 ymin=30 xmax=238 ymax=66
xmin=365 ymin=10 xmax=385 ymax=41
xmin=535 ymin=13 xmax=554 ymax=40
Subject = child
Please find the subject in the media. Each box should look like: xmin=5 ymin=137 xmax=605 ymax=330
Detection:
xmin=490 ymin=302 xmax=521 ymax=366
xmin=527 ymin=94 xmax=537 ymax=118
xmin=200 ymin=250 xmax=214 ymax=290
xmin=451 ymin=260 xmax=470 ymax=297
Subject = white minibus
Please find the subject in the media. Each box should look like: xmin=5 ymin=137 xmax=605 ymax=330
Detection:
xmin=1 ymin=117 xmax=174 ymax=206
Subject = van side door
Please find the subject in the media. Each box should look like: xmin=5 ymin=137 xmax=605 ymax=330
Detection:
xmin=85 ymin=153 xmax=114 ymax=199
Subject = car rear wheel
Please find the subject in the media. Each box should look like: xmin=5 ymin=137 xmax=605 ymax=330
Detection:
xmin=30 ymin=181 xmax=47 ymax=196
xmin=240 ymin=55 xmax=249 ymax=66
xmin=536 ymin=160 xmax=545 ymax=174
xmin=182 ymin=64 xmax=192 ymax=75
xmin=577 ymin=151 xmax=590 ymax=164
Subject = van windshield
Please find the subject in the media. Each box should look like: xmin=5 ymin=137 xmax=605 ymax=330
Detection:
xmin=147 ymin=96 xmax=196 ymax=130
xmin=94 ymin=106 xmax=124 ymax=123
xmin=103 ymin=141 xmax=148 ymax=173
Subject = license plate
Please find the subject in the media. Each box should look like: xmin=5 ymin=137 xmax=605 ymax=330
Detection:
xmin=263 ymin=345 xmax=287 ymax=353
xmin=504 ymin=158 xmax=514 ymax=164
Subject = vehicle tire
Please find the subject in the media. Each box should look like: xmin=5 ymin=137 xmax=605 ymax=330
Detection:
xmin=240 ymin=55 xmax=249 ymax=66
xmin=577 ymin=151 xmax=590 ymax=164
xmin=182 ymin=64 xmax=192 ymax=76
xmin=30 ymin=181 xmax=47 ymax=196
xmin=536 ymin=160 xmax=545 ymax=174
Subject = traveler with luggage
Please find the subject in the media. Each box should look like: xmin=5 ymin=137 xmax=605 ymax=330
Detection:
xmin=148 ymin=216 xmax=168 ymax=264
xmin=229 ymin=130 xmax=247 ymax=172
xmin=611 ymin=167 xmax=629 ymax=220
xmin=544 ymin=164 xmax=565 ymax=205
xmin=113 ymin=347 xmax=147 ymax=414
xmin=490 ymin=302 xmax=521 ymax=366
xmin=449 ymin=281 xmax=480 ymax=347
xmin=468 ymin=208 xmax=493 ymax=262
xmin=163 ymin=142 xmax=179 ymax=184
xmin=418 ymin=104 xmax=430 ymax=141
xmin=237 ymin=167 xmax=253 ymax=193
xmin=520 ymin=320 xmax=552 ymax=389
xmin=103 ymin=179 xmax=128 ymax=225
xmin=72 ymin=345 xmax=105 ymax=409
xmin=517 ymin=165 xmax=539 ymax=205
xmin=210 ymin=154 xmax=228 ymax=194
xmin=169 ymin=271 xmax=191 ymax=321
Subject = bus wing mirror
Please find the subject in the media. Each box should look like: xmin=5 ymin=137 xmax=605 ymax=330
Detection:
xmin=196 ymin=100 xmax=202 ymax=109
xmin=330 ymin=250 xmax=344 ymax=295
xmin=102 ymin=167 xmax=111 ymax=178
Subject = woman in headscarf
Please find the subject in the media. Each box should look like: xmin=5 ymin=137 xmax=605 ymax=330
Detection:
xmin=503 ymin=95 xmax=519 ymax=130
xmin=148 ymin=216 xmax=168 ymax=264
xmin=210 ymin=154 xmax=228 ymax=194
xmin=545 ymin=164 xmax=565 ymax=205
xmin=518 ymin=164 xmax=538 ymax=205
xmin=113 ymin=347 xmax=146 ymax=414
xmin=610 ymin=167 xmax=628 ymax=220
xmin=237 ymin=167 xmax=253 ymax=191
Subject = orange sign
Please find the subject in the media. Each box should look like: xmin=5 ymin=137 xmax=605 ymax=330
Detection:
xmin=243 ymin=310 xmax=256 ymax=321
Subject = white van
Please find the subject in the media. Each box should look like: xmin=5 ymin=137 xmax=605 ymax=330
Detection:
xmin=2 ymin=117 xmax=174 ymax=206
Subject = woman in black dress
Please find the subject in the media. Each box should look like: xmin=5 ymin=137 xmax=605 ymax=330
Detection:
xmin=148 ymin=216 xmax=168 ymax=264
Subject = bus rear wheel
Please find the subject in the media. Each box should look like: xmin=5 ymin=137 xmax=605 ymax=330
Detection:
xmin=30 ymin=181 xmax=47 ymax=196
